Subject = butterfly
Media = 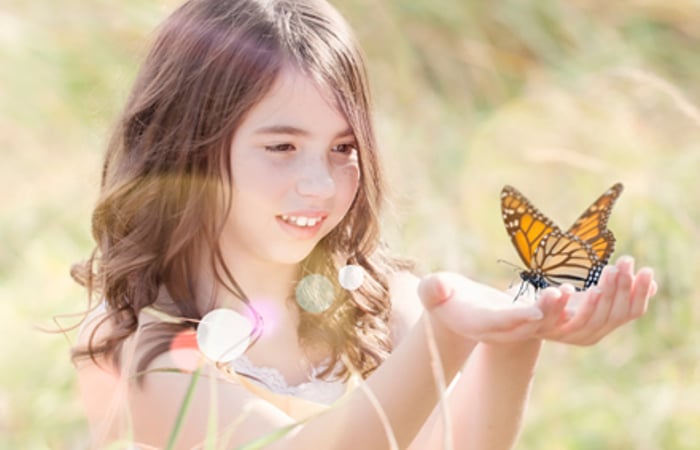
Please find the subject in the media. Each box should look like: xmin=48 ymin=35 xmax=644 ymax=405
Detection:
xmin=500 ymin=183 xmax=623 ymax=295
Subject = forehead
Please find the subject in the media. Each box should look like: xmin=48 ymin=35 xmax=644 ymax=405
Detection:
xmin=238 ymin=66 xmax=350 ymax=135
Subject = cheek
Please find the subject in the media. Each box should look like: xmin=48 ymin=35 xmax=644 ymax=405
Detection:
xmin=335 ymin=163 xmax=361 ymax=204
xmin=232 ymin=158 xmax=292 ymax=203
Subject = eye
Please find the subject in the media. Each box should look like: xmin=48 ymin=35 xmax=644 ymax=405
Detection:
xmin=331 ymin=142 xmax=358 ymax=156
xmin=264 ymin=143 xmax=296 ymax=152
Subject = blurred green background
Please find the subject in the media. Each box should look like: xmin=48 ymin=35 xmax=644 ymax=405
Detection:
xmin=1 ymin=0 xmax=699 ymax=448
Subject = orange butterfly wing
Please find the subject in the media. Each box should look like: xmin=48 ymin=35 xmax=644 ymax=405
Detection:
xmin=501 ymin=185 xmax=559 ymax=271
xmin=566 ymin=182 xmax=623 ymax=264
xmin=501 ymin=183 xmax=622 ymax=291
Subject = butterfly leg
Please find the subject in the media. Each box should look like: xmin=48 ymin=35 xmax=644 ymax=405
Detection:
xmin=512 ymin=280 xmax=529 ymax=303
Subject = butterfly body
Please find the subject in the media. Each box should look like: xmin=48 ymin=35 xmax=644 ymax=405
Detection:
xmin=501 ymin=183 xmax=623 ymax=294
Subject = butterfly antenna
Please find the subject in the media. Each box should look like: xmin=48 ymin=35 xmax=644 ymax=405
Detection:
xmin=497 ymin=258 xmax=521 ymax=271
xmin=496 ymin=259 xmax=529 ymax=301
xmin=497 ymin=258 xmax=523 ymax=289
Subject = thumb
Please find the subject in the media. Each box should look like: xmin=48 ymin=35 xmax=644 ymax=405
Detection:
xmin=418 ymin=273 xmax=454 ymax=309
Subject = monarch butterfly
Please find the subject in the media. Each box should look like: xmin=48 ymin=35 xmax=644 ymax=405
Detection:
xmin=501 ymin=183 xmax=623 ymax=295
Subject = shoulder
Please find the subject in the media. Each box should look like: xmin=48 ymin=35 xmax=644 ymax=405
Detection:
xmin=388 ymin=270 xmax=424 ymax=345
xmin=72 ymin=305 xmax=126 ymax=445
xmin=74 ymin=303 xmax=110 ymax=352
xmin=76 ymin=308 xmax=300 ymax=448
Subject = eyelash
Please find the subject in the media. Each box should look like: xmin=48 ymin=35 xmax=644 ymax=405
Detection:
xmin=264 ymin=143 xmax=295 ymax=152
xmin=263 ymin=143 xmax=358 ymax=154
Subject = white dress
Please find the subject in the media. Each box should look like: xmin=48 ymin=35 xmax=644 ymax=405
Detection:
xmin=229 ymin=354 xmax=347 ymax=405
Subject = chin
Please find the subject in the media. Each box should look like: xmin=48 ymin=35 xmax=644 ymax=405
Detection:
xmin=271 ymin=244 xmax=319 ymax=266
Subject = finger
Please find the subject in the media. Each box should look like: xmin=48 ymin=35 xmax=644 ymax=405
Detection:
xmin=615 ymin=255 xmax=635 ymax=272
xmin=586 ymin=264 xmax=619 ymax=327
xmin=418 ymin=273 xmax=454 ymax=309
xmin=629 ymin=267 xmax=654 ymax=318
xmin=531 ymin=285 xmax=573 ymax=340
xmin=555 ymin=286 xmax=603 ymax=337
xmin=606 ymin=257 xmax=635 ymax=326
xmin=536 ymin=285 xmax=571 ymax=329
xmin=549 ymin=263 xmax=653 ymax=345
xmin=581 ymin=258 xmax=633 ymax=343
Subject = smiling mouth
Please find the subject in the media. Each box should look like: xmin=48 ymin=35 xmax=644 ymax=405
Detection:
xmin=278 ymin=214 xmax=325 ymax=227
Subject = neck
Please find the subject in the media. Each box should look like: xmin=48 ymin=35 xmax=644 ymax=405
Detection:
xmin=199 ymin=253 xmax=299 ymax=306
xmin=197 ymin=252 xmax=309 ymax=355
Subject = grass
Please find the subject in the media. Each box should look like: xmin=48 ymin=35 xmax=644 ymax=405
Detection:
xmin=1 ymin=0 xmax=699 ymax=448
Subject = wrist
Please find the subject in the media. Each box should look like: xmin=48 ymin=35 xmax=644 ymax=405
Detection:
xmin=479 ymin=339 xmax=543 ymax=368
xmin=424 ymin=310 xmax=477 ymax=362
xmin=483 ymin=337 xmax=543 ymax=352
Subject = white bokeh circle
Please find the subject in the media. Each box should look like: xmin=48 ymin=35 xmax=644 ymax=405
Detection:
xmin=196 ymin=308 xmax=253 ymax=362
xmin=338 ymin=264 xmax=364 ymax=291
xmin=295 ymin=274 xmax=335 ymax=313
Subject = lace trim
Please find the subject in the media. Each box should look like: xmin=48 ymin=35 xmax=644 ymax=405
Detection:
xmin=230 ymin=355 xmax=346 ymax=405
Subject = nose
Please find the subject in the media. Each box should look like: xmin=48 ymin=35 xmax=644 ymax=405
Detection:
xmin=296 ymin=157 xmax=335 ymax=199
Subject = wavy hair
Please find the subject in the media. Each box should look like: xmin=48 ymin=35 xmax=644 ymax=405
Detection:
xmin=72 ymin=0 xmax=410 ymax=381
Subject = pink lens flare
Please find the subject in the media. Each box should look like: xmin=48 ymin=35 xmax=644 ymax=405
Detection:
xmin=169 ymin=329 xmax=201 ymax=373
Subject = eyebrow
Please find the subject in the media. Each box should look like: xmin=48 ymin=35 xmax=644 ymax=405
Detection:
xmin=253 ymin=125 xmax=355 ymax=139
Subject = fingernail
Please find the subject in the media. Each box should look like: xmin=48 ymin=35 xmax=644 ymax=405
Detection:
xmin=543 ymin=287 xmax=562 ymax=299
xmin=560 ymin=284 xmax=575 ymax=295
xmin=604 ymin=266 xmax=618 ymax=280
xmin=618 ymin=255 xmax=634 ymax=264
xmin=526 ymin=308 xmax=544 ymax=321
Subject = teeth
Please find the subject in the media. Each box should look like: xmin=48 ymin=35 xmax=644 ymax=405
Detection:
xmin=280 ymin=215 xmax=322 ymax=227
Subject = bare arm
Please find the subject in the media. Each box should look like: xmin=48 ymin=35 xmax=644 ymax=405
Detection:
xmin=415 ymin=340 xmax=542 ymax=450
xmin=396 ymin=273 xmax=553 ymax=450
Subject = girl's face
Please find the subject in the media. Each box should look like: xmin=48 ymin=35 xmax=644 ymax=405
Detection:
xmin=223 ymin=68 xmax=361 ymax=267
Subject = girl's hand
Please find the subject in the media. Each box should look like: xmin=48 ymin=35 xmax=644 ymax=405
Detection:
xmin=417 ymin=255 xmax=656 ymax=346
xmin=418 ymin=272 xmax=562 ymax=343
xmin=532 ymin=255 xmax=657 ymax=345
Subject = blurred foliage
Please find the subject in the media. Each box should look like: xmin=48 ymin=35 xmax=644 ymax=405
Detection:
xmin=1 ymin=0 xmax=699 ymax=448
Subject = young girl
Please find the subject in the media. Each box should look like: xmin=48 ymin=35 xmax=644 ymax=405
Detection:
xmin=72 ymin=0 xmax=657 ymax=448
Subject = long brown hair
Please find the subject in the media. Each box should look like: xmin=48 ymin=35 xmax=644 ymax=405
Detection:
xmin=72 ymin=0 xmax=409 ymax=381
